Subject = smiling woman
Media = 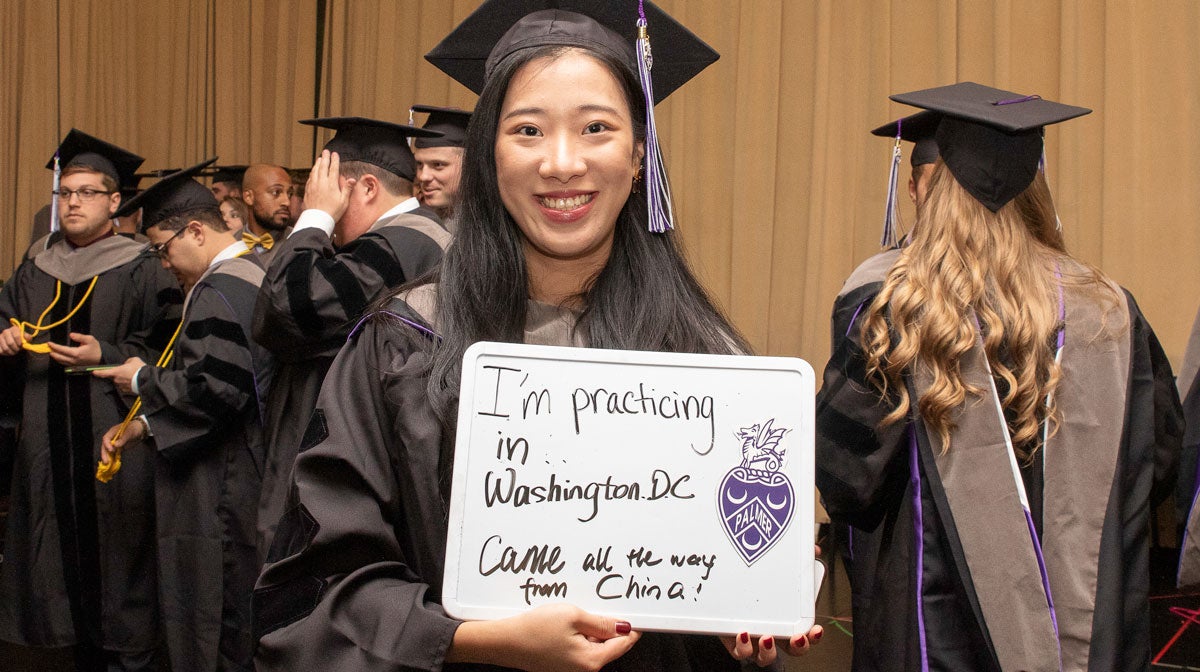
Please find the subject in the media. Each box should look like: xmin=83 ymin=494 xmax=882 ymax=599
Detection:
xmin=252 ymin=2 xmax=821 ymax=671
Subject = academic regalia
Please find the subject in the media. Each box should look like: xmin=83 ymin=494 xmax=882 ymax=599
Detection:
xmin=253 ymin=116 xmax=451 ymax=562
xmin=0 ymin=234 xmax=183 ymax=653
xmin=817 ymin=83 xmax=1183 ymax=671
xmin=1176 ymin=305 xmax=1200 ymax=586
xmin=252 ymin=286 xmax=737 ymax=672
xmin=137 ymin=252 xmax=273 ymax=672
xmin=816 ymin=252 xmax=1182 ymax=672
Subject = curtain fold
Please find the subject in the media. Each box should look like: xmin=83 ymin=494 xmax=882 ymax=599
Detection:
xmin=3 ymin=0 xmax=1199 ymax=370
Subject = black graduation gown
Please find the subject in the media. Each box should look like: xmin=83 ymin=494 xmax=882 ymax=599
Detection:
xmin=815 ymin=250 xmax=1183 ymax=672
xmin=252 ymin=207 xmax=451 ymax=562
xmin=136 ymin=253 xmax=274 ymax=672
xmin=0 ymin=235 xmax=182 ymax=652
xmin=1176 ymin=306 xmax=1200 ymax=586
xmin=252 ymin=287 xmax=737 ymax=672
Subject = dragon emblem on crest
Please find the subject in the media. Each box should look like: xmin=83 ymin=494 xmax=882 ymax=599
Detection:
xmin=718 ymin=419 xmax=795 ymax=565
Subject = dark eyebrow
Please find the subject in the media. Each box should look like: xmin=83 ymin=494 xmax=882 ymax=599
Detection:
xmin=502 ymin=106 xmax=544 ymax=121
xmin=501 ymin=104 xmax=625 ymax=122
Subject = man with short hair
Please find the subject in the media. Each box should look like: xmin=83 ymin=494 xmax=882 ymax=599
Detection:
xmin=239 ymin=164 xmax=294 ymax=258
xmin=95 ymin=159 xmax=273 ymax=672
xmin=0 ymin=129 xmax=181 ymax=670
xmin=253 ymin=117 xmax=450 ymax=560
xmin=411 ymin=104 xmax=472 ymax=227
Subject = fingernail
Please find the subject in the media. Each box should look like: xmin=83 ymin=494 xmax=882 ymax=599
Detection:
xmin=812 ymin=630 xmax=823 ymax=642
xmin=739 ymin=632 xmax=749 ymax=644
xmin=763 ymin=637 xmax=774 ymax=651
xmin=797 ymin=635 xmax=808 ymax=648
xmin=615 ymin=621 xmax=631 ymax=635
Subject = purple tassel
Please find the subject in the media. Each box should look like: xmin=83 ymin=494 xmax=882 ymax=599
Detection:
xmin=50 ymin=154 xmax=61 ymax=235
xmin=880 ymin=122 xmax=902 ymax=248
xmin=636 ymin=8 xmax=673 ymax=233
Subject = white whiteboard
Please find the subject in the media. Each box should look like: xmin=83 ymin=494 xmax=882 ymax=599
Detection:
xmin=444 ymin=342 xmax=818 ymax=636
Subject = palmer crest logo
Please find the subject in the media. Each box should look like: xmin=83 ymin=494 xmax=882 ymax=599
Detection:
xmin=718 ymin=419 xmax=794 ymax=566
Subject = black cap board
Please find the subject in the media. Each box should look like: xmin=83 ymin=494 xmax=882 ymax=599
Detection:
xmin=209 ymin=164 xmax=248 ymax=185
xmin=47 ymin=129 xmax=145 ymax=190
xmin=299 ymin=117 xmax=442 ymax=181
xmin=871 ymin=110 xmax=941 ymax=168
xmin=889 ymin=82 xmax=1091 ymax=211
xmin=410 ymin=105 xmax=472 ymax=149
xmin=425 ymin=0 xmax=718 ymax=105
xmin=117 ymin=158 xmax=220 ymax=230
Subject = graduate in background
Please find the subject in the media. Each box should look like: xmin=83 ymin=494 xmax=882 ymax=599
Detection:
xmin=252 ymin=1 xmax=821 ymax=669
xmin=1176 ymin=306 xmax=1200 ymax=587
xmin=411 ymin=104 xmax=472 ymax=228
xmin=252 ymin=117 xmax=450 ymax=563
xmin=0 ymin=129 xmax=181 ymax=671
xmin=94 ymin=159 xmax=274 ymax=672
xmin=815 ymin=82 xmax=1183 ymax=671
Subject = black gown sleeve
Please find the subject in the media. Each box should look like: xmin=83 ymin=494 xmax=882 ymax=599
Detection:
xmin=252 ymin=315 xmax=463 ymax=672
xmin=253 ymin=221 xmax=446 ymax=362
xmin=814 ymin=283 xmax=909 ymax=531
xmin=137 ymin=279 xmax=260 ymax=463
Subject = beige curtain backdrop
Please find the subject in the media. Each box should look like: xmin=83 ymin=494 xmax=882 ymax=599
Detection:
xmin=3 ymin=0 xmax=1199 ymax=373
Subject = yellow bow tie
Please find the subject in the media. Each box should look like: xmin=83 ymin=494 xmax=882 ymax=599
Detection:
xmin=242 ymin=231 xmax=275 ymax=250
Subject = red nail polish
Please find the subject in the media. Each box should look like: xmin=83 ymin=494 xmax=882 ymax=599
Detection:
xmin=763 ymin=637 xmax=774 ymax=651
xmin=615 ymin=621 xmax=631 ymax=635
xmin=812 ymin=630 xmax=823 ymax=642
xmin=740 ymin=632 xmax=749 ymax=644
xmin=798 ymin=635 xmax=808 ymax=648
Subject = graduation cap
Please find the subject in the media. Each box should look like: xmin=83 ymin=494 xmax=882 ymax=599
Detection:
xmin=119 ymin=174 xmax=148 ymax=203
xmin=299 ymin=117 xmax=442 ymax=181
xmin=425 ymin=0 xmax=718 ymax=233
xmin=409 ymin=104 xmax=472 ymax=149
xmin=116 ymin=158 xmax=220 ymax=230
xmin=425 ymin=0 xmax=717 ymax=104
xmin=47 ymin=129 xmax=145 ymax=189
xmin=209 ymin=164 xmax=248 ymax=185
xmin=871 ymin=110 xmax=941 ymax=168
xmin=890 ymin=82 xmax=1091 ymax=212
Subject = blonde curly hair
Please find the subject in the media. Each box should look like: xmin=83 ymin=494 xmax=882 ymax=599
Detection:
xmin=861 ymin=161 xmax=1112 ymax=461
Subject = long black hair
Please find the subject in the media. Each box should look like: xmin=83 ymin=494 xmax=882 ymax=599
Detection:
xmin=409 ymin=44 xmax=750 ymax=423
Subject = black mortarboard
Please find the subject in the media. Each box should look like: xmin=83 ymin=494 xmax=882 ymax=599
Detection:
xmin=424 ymin=0 xmax=718 ymax=105
xmin=120 ymin=174 xmax=148 ymax=202
xmin=299 ymin=117 xmax=442 ymax=181
xmin=409 ymin=104 xmax=472 ymax=149
xmin=871 ymin=111 xmax=941 ymax=167
xmin=890 ymin=82 xmax=1091 ymax=211
xmin=117 ymin=158 xmax=220 ymax=230
xmin=47 ymin=129 xmax=145 ymax=189
xmin=209 ymin=164 xmax=248 ymax=185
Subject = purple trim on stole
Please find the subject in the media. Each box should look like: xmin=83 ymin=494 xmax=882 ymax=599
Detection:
xmin=1024 ymin=508 xmax=1062 ymax=651
xmin=909 ymin=427 xmax=930 ymax=672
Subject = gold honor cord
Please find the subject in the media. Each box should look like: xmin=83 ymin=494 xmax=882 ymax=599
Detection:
xmin=9 ymin=276 xmax=100 ymax=353
xmin=96 ymin=317 xmax=185 ymax=483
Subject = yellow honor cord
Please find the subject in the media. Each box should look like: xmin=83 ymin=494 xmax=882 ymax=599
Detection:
xmin=11 ymin=276 xmax=101 ymax=353
xmin=95 ymin=317 xmax=185 ymax=483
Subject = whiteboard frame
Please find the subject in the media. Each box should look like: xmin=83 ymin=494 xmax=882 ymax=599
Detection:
xmin=444 ymin=341 xmax=818 ymax=636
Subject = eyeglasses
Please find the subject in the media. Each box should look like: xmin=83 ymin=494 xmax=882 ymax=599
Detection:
xmin=146 ymin=227 xmax=188 ymax=259
xmin=53 ymin=187 xmax=114 ymax=202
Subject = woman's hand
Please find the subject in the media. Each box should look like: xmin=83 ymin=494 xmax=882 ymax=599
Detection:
xmin=448 ymin=603 xmax=640 ymax=672
xmin=721 ymin=625 xmax=824 ymax=667
xmin=722 ymin=543 xmax=825 ymax=666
